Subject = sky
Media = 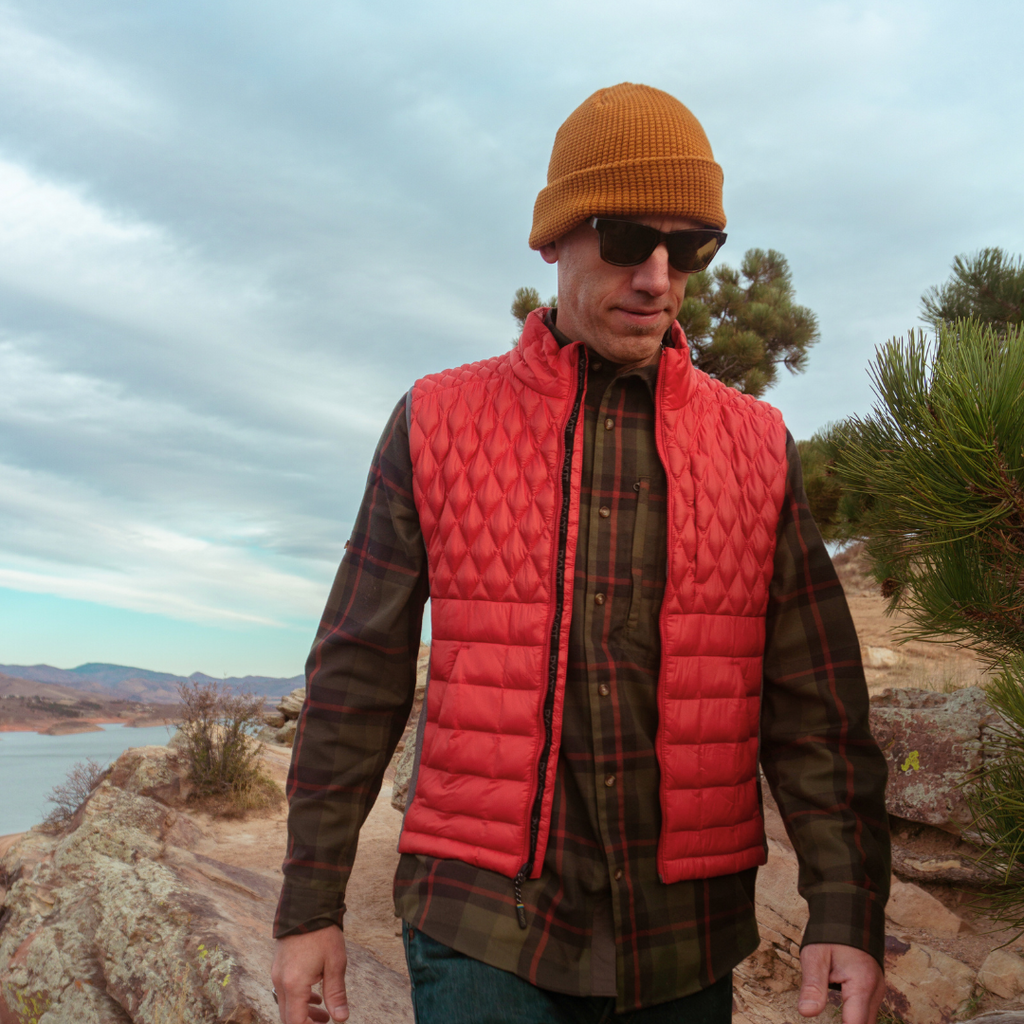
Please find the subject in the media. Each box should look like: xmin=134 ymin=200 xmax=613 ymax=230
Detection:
xmin=1 ymin=0 xmax=1022 ymax=678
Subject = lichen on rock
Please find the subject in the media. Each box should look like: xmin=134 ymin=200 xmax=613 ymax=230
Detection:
xmin=0 ymin=745 xmax=279 ymax=1023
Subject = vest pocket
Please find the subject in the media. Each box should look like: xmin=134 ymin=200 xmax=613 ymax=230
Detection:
xmin=626 ymin=478 xmax=650 ymax=633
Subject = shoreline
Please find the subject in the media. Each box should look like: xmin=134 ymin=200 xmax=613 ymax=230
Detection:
xmin=0 ymin=717 xmax=179 ymax=735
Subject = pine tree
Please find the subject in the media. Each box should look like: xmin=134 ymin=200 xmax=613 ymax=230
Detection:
xmin=511 ymin=248 xmax=819 ymax=398
xmin=678 ymin=248 xmax=819 ymax=398
xmin=510 ymin=286 xmax=557 ymax=340
xmin=802 ymin=249 xmax=1024 ymax=545
xmin=922 ymin=248 xmax=1024 ymax=335
xmin=795 ymin=436 xmax=846 ymax=543
xmin=823 ymin=319 xmax=1024 ymax=931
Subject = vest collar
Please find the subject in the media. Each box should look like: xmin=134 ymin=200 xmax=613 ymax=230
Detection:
xmin=511 ymin=308 xmax=694 ymax=408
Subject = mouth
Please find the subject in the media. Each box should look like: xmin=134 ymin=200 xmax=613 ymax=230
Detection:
xmin=614 ymin=306 xmax=666 ymax=328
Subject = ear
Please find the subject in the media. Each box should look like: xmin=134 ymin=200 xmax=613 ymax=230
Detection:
xmin=539 ymin=241 xmax=558 ymax=265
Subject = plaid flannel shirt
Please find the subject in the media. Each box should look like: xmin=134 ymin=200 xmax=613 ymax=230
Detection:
xmin=275 ymin=326 xmax=890 ymax=1012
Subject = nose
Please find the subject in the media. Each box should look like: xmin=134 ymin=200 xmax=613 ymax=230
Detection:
xmin=630 ymin=243 xmax=672 ymax=296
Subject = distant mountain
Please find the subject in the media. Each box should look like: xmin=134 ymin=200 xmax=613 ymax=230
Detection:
xmin=0 ymin=672 xmax=88 ymax=701
xmin=0 ymin=663 xmax=304 ymax=704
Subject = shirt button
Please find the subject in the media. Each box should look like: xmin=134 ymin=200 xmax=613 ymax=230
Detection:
xmin=633 ymin=481 xmax=641 ymax=491
xmin=604 ymin=417 xmax=615 ymax=430
xmin=598 ymin=684 xmax=610 ymax=697
xmin=613 ymin=868 xmax=624 ymax=881
xmin=594 ymin=593 xmax=605 ymax=606
xmin=604 ymin=774 xmax=616 ymax=788
xmin=598 ymin=506 xmax=610 ymax=518
xmin=592 ymin=361 xmax=602 ymax=372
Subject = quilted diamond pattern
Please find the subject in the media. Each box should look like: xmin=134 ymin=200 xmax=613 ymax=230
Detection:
xmin=399 ymin=314 xmax=789 ymax=885
xmin=655 ymin=345 xmax=787 ymax=881
xmin=400 ymin=316 xmax=580 ymax=877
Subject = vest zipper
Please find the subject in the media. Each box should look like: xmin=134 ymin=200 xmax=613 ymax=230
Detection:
xmin=514 ymin=345 xmax=587 ymax=929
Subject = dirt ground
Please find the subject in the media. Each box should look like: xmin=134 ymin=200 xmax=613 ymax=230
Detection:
xmin=189 ymin=743 xmax=411 ymax=980
xmin=832 ymin=544 xmax=994 ymax=696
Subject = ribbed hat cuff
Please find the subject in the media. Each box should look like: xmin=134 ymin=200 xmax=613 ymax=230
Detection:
xmin=529 ymin=155 xmax=725 ymax=249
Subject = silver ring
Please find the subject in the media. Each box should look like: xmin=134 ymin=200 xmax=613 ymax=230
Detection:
xmin=272 ymin=987 xmax=278 ymax=1005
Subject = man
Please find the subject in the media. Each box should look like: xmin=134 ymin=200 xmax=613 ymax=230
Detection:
xmin=272 ymin=83 xmax=890 ymax=1024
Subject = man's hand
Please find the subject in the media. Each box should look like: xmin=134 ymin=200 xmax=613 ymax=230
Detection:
xmin=799 ymin=943 xmax=885 ymax=1024
xmin=271 ymin=926 xmax=349 ymax=1024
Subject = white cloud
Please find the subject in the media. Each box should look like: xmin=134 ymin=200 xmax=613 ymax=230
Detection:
xmin=0 ymin=6 xmax=155 ymax=128
xmin=0 ymin=460 xmax=326 ymax=626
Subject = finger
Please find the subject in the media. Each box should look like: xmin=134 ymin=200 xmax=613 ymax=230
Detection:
xmin=281 ymin=985 xmax=315 ymax=1024
xmin=322 ymin=949 xmax=350 ymax=1022
xmin=839 ymin=981 xmax=872 ymax=1024
xmin=306 ymin=990 xmax=330 ymax=1023
xmin=798 ymin=946 xmax=830 ymax=1017
xmin=840 ymin=970 xmax=886 ymax=1024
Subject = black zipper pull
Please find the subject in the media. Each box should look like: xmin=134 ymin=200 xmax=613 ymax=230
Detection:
xmin=514 ymin=865 xmax=528 ymax=929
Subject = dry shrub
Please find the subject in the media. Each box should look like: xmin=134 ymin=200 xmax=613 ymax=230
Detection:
xmin=176 ymin=681 xmax=282 ymax=816
xmin=40 ymin=757 xmax=108 ymax=834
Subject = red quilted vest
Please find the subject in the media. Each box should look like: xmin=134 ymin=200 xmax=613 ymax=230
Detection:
xmin=399 ymin=310 xmax=788 ymax=889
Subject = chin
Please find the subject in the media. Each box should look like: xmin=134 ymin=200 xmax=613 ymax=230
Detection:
xmin=624 ymin=324 xmax=662 ymax=338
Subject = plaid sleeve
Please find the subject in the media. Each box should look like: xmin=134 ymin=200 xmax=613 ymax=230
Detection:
xmin=273 ymin=394 xmax=428 ymax=938
xmin=760 ymin=432 xmax=891 ymax=966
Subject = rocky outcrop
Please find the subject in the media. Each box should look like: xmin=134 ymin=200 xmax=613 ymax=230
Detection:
xmin=869 ymin=686 xmax=1004 ymax=833
xmin=277 ymin=689 xmax=305 ymax=720
xmin=258 ymin=688 xmax=305 ymax=747
xmin=884 ymin=935 xmax=977 ymax=1024
xmin=0 ymin=745 xmax=412 ymax=1024
xmin=390 ymin=647 xmax=430 ymax=813
xmin=734 ymin=838 xmax=990 ymax=1024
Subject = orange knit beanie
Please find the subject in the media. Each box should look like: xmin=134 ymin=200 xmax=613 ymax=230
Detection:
xmin=529 ymin=83 xmax=725 ymax=249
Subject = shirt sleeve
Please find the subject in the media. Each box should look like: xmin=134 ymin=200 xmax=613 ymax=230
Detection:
xmin=760 ymin=431 xmax=891 ymax=965
xmin=273 ymin=394 xmax=428 ymax=938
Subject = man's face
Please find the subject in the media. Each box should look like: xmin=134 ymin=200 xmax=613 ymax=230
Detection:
xmin=539 ymin=214 xmax=703 ymax=367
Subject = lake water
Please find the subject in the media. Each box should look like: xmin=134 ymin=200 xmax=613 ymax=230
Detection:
xmin=0 ymin=723 xmax=176 ymax=836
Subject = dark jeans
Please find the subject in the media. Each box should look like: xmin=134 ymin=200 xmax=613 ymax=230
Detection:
xmin=402 ymin=924 xmax=733 ymax=1024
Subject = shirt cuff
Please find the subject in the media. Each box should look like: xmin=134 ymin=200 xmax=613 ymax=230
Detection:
xmin=273 ymin=882 xmax=347 ymax=939
xmin=801 ymin=887 xmax=888 ymax=968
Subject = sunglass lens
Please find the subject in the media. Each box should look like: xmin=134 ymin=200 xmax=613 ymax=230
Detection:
xmin=598 ymin=221 xmax=657 ymax=266
xmin=667 ymin=233 xmax=721 ymax=274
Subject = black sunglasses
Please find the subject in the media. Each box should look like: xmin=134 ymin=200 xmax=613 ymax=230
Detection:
xmin=589 ymin=217 xmax=727 ymax=274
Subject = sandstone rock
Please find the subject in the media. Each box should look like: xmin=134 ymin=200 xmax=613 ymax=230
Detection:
xmin=262 ymin=710 xmax=285 ymax=729
xmin=865 ymin=645 xmax=902 ymax=668
xmin=0 ymin=744 xmax=412 ymax=1024
xmin=978 ymin=948 xmax=1024 ymax=999
xmin=869 ymin=686 xmax=1003 ymax=832
xmin=391 ymin=647 xmax=430 ymax=813
xmin=277 ymin=687 xmax=305 ymax=719
xmin=256 ymin=725 xmax=278 ymax=745
xmin=754 ymin=840 xmax=806 ymax=944
xmin=891 ymin=848 xmax=990 ymax=885
xmin=966 ymin=1013 xmax=1024 ymax=1024
xmin=275 ymin=719 xmax=297 ymax=747
xmin=391 ymin=740 xmax=416 ymax=812
xmin=886 ymin=877 xmax=966 ymax=935
xmin=883 ymin=934 xmax=976 ymax=1024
